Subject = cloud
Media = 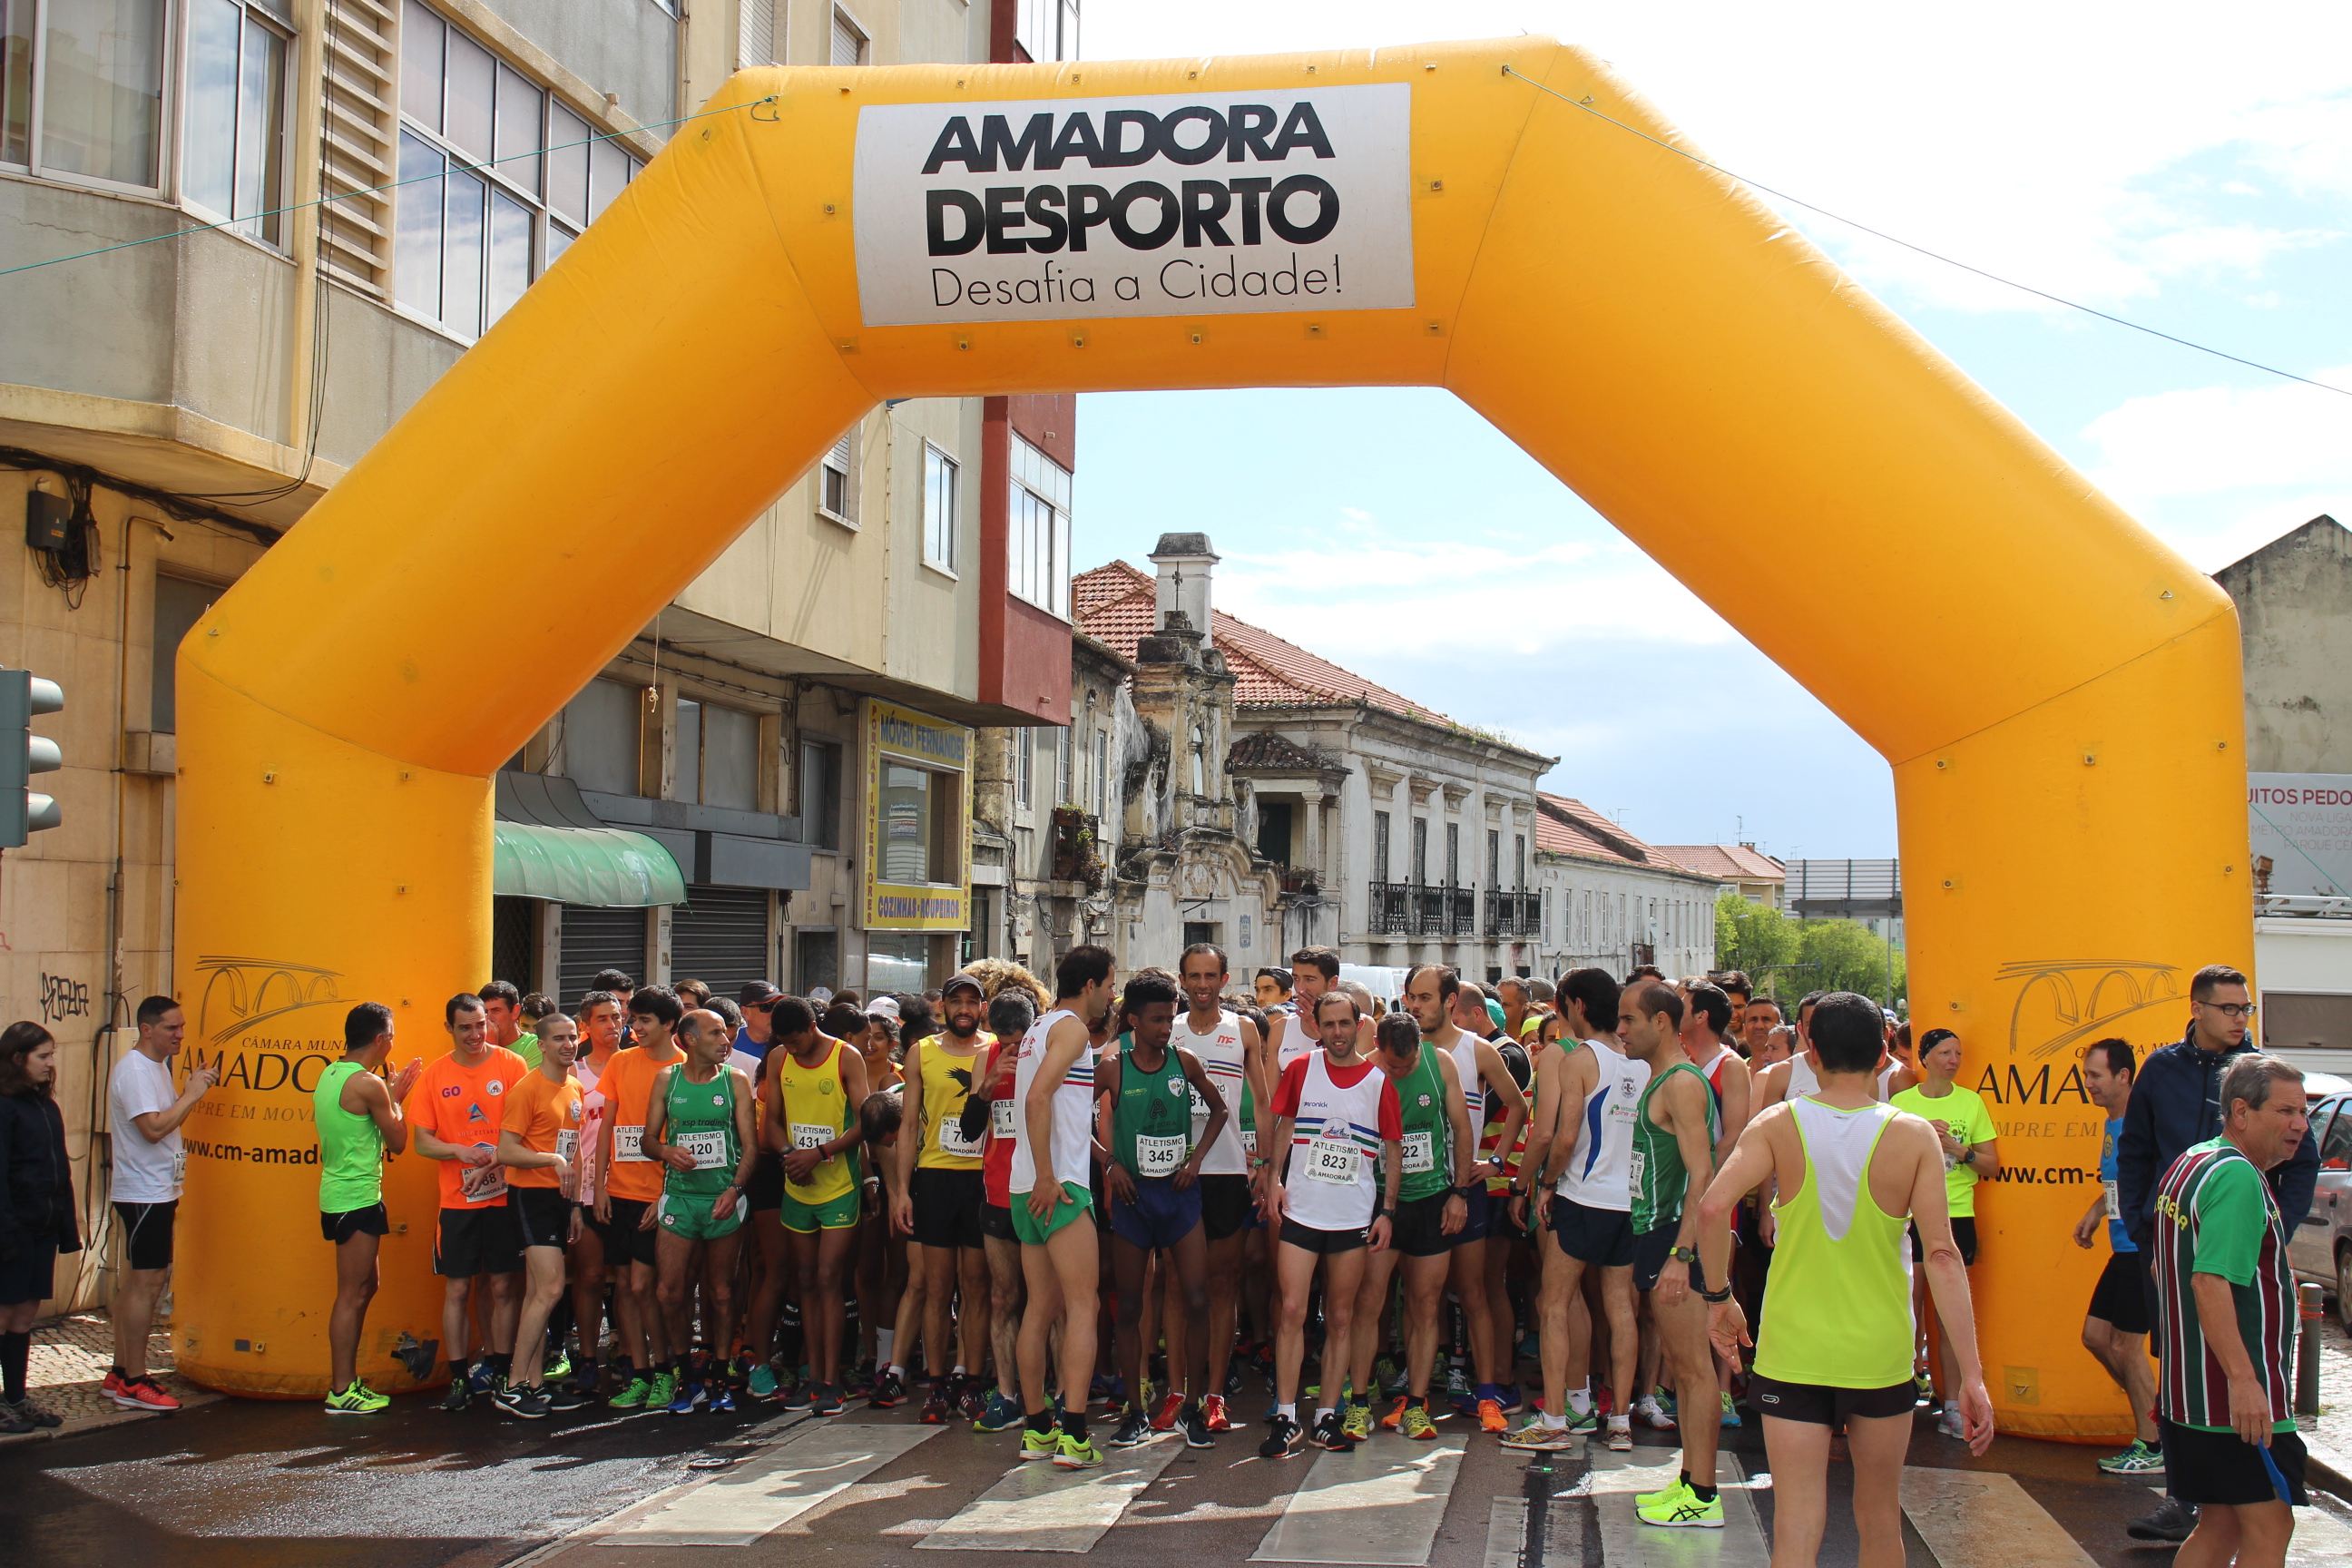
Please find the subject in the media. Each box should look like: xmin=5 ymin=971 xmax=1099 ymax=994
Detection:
xmin=2082 ymin=365 xmax=2352 ymax=501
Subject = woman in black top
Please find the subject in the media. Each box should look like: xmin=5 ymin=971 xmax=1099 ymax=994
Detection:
xmin=0 ymin=1021 xmax=80 ymax=1433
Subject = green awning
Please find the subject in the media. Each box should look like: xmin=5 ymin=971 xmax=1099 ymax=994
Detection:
xmin=493 ymin=820 xmax=687 ymax=906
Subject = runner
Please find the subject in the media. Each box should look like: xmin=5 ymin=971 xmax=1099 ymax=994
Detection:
xmin=1255 ymin=967 xmax=1294 ymax=1015
xmin=480 ymin=980 xmax=540 ymax=1069
xmin=1741 ymin=997 xmax=1783 ymax=1059
xmin=893 ymin=971 xmax=994 ymax=1423
xmin=315 ymin=1004 xmax=420 ymax=1414
xmin=1613 ymin=983 xmax=1725 ymax=1528
xmin=1097 ymin=969 xmax=1227 ymax=1449
xmin=2073 ymin=1037 xmax=2161 ymax=1475
xmin=568 ymin=990 xmax=624 ymax=1400
xmin=410 ymin=994 xmax=529 ymax=1409
xmin=102 ymin=995 xmax=215 ymax=1412
xmin=1680 ymin=979 xmax=1752 ymax=1431
xmin=1264 ymin=948 xmax=1338 ymax=1091
xmin=647 ymin=1007 xmax=761 ymax=1414
xmin=2151 ymin=1053 xmax=2309 ymax=1568
xmin=1348 ymin=1012 xmax=1474 ymax=1443
xmin=1173 ymin=942 xmax=1268 ymax=1434
xmin=766 ymin=995 xmax=870 ymax=1416
xmin=593 ymin=986 xmax=688 ymax=1412
xmin=1890 ymin=1027 xmax=1998 ymax=1430
xmin=957 ymin=981 xmax=1040 ymax=1431
xmin=495 ymin=1009 xmax=585 ymax=1417
xmin=1259 ymin=988 xmax=1404 ymax=1459
xmin=1698 ymin=992 xmax=1995 ymax=1568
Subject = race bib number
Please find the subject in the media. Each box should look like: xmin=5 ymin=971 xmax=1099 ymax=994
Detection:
xmin=459 ymin=1148 xmax=508 ymax=1201
xmin=171 ymin=1149 xmax=188 ymax=1186
xmin=555 ymin=1130 xmax=578 ymax=1161
xmin=939 ymin=1116 xmax=985 ymax=1159
xmin=1401 ymin=1129 xmax=1435 ymax=1176
xmin=1135 ymin=1133 xmax=1186 ymax=1178
xmin=791 ymin=1122 xmax=832 ymax=1153
xmin=676 ymin=1129 xmax=730 ymax=1170
xmin=613 ymin=1123 xmax=651 ymax=1162
xmin=1242 ymin=1127 xmax=1258 ymax=1157
xmin=991 ymin=1098 xmax=1017 ymax=1140
xmin=1190 ymin=1085 xmax=1210 ymax=1120
xmin=1627 ymin=1148 xmax=1646 ymax=1195
xmin=1307 ymin=1130 xmax=1358 ymax=1185
xmin=2104 ymin=1178 xmax=2120 ymax=1221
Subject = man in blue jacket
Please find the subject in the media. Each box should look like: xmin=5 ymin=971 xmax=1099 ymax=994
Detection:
xmin=2114 ymin=962 xmax=2317 ymax=1543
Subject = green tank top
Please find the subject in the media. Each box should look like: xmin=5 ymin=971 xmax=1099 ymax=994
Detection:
xmin=1391 ymin=1045 xmax=1451 ymax=1202
xmin=314 ymin=1060 xmax=384 ymax=1212
xmin=663 ymin=1063 xmax=742 ymax=1201
xmin=1111 ymin=1034 xmax=1195 ymax=1182
xmin=1629 ymin=1061 xmax=1718 ymax=1233
xmin=1754 ymin=1100 xmax=1915 ymax=1388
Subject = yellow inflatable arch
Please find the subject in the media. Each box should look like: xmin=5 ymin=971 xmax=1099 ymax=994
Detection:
xmin=174 ymin=38 xmax=2247 ymax=1436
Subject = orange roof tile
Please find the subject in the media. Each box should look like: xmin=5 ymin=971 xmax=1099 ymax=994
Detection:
xmin=1652 ymin=845 xmax=1787 ymax=882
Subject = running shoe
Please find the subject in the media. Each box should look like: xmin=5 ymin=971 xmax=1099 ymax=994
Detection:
xmin=0 ymin=1403 xmax=31 ymax=1436
xmin=1401 ymin=1402 xmax=1440 ymax=1442
xmin=546 ymin=1383 xmax=589 ymax=1412
xmin=975 ymin=1390 xmax=1024 ymax=1432
xmin=2128 ymin=1499 xmax=2198 ymax=1543
xmin=1022 ymin=1425 xmax=1060 ymax=1462
xmin=1720 ymin=1391 xmax=1741 ymax=1428
xmin=497 ymin=1384 xmax=554 ymax=1419
xmin=1109 ymin=1406 xmax=1152 ymax=1447
xmin=1498 ymin=1416 xmax=1573 ymax=1452
xmin=871 ymin=1368 xmax=907 ymax=1408
xmin=1201 ymin=1393 xmax=1234 ymax=1432
xmin=920 ymin=1382 xmax=951 ymax=1425
xmin=107 ymin=1374 xmax=181 ymax=1412
xmin=1182 ymin=1403 xmax=1214 ymax=1449
xmin=1309 ymin=1408 xmax=1357 ymax=1451
xmin=609 ymin=1376 xmax=652 ymax=1410
xmin=1443 ymin=1364 xmax=1475 ymax=1415
xmin=647 ymin=1370 xmax=680 ymax=1412
xmin=544 ymin=1349 xmax=573 ymax=1383
xmin=437 ymin=1376 xmax=475 ymax=1412
xmin=1936 ymin=1406 xmax=1966 ymax=1440
xmin=469 ymin=1360 xmax=498 ymax=1396
xmin=1378 ymin=1396 xmax=1407 ymax=1433
xmin=1632 ymin=1395 xmax=1674 ymax=1430
xmin=1374 ymin=1355 xmax=1406 ymax=1396
xmin=1150 ymin=1390 xmax=1185 ymax=1432
xmin=811 ymin=1382 xmax=848 ymax=1416
xmin=1563 ymin=1404 xmax=1598 ymax=1435
xmin=749 ymin=1363 xmax=779 ymax=1401
xmin=1259 ymin=1413 xmax=1302 ymax=1460
xmin=1492 ymin=1383 xmax=1524 ymax=1415
xmin=1636 ymin=1478 xmax=1725 ymax=1529
xmin=669 ymin=1380 xmax=707 ymax=1416
xmin=1476 ymin=1397 xmax=1507 ymax=1436
xmin=1605 ymin=1416 xmax=1634 ymax=1452
xmin=1224 ymin=1360 xmax=1243 ymax=1396
xmin=1342 ymin=1399 xmax=1373 ymax=1442
xmin=1089 ymin=1372 xmax=1123 ymax=1409
xmin=778 ymin=1377 xmax=813 ymax=1411
xmin=709 ymin=1385 xmax=738 ymax=1414
xmin=955 ymin=1375 xmax=986 ymax=1422
xmin=2098 ymin=1440 xmax=2165 ymax=1475
xmin=1054 ymin=1433 xmax=1106 ymax=1470
xmin=325 ymin=1382 xmax=390 ymax=1415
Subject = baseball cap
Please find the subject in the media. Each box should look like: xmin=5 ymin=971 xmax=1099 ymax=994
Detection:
xmin=941 ymin=972 xmax=986 ymax=999
xmin=739 ymin=981 xmax=783 ymax=1006
xmin=867 ymin=995 xmax=902 ymax=1023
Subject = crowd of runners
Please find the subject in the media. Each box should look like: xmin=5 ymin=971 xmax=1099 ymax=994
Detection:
xmin=0 ymin=946 xmax=2314 ymax=1563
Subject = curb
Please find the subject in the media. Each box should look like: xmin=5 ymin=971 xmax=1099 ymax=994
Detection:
xmin=2306 ymin=1436 xmax=2352 ymax=1504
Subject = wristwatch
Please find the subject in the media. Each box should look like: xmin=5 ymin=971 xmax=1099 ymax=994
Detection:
xmin=1670 ymin=1245 xmax=1699 ymax=1265
xmin=1454 ymin=1184 xmax=1483 ymax=1201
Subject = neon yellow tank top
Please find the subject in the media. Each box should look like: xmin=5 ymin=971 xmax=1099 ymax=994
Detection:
xmin=776 ymin=1038 xmax=855 ymax=1203
xmin=1753 ymin=1098 xmax=1916 ymax=1390
xmin=917 ymin=1037 xmax=985 ymax=1171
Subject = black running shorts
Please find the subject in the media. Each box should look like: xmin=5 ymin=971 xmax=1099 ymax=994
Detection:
xmin=434 ymin=1203 xmax=524 ymax=1278
xmin=599 ymin=1197 xmax=660 ymax=1267
xmin=1278 ymin=1217 xmax=1367 ymax=1256
xmin=1387 ymin=1191 xmax=1455 ymax=1259
xmin=512 ymin=1186 xmax=574 ymax=1250
xmin=113 ymin=1200 xmax=176 ymax=1271
xmin=1551 ymin=1194 xmax=1636 ymax=1269
xmin=1198 ymin=1173 xmax=1253 ymax=1242
xmin=2161 ymin=1420 xmax=2306 ymax=1507
xmin=2087 ymin=1250 xmax=2151 ymax=1336
xmin=911 ymin=1167 xmax=987 ymax=1250
xmin=320 ymin=1203 xmax=389 ymax=1245
xmin=1747 ymin=1373 xmax=1916 ymax=1426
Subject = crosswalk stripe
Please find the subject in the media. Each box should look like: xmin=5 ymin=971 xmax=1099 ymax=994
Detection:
xmin=916 ymin=1435 xmax=1183 ymax=1553
xmin=1899 ymin=1467 xmax=2095 ymax=1568
xmin=1250 ymin=1434 xmax=1468 ymax=1564
xmin=1582 ymin=1450 xmax=1769 ymax=1567
xmin=602 ymin=1421 xmax=942 ymax=1548
xmin=1484 ymin=1492 xmax=1585 ymax=1568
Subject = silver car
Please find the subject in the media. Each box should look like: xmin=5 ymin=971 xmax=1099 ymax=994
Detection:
xmin=2288 ymin=1091 xmax=2352 ymax=1322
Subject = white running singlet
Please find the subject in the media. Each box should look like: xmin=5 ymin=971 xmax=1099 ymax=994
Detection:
xmin=1788 ymin=1053 xmax=1896 ymax=1103
xmin=1272 ymin=1006 xmax=1317 ymax=1072
xmin=1447 ymin=1027 xmax=1486 ymax=1122
xmin=1283 ymin=1052 xmax=1386 ymax=1232
xmin=1556 ymin=1037 xmax=1650 ymax=1211
xmin=1176 ymin=1008 xmax=1250 ymax=1177
xmin=1009 ymin=1006 xmax=1094 ymax=1197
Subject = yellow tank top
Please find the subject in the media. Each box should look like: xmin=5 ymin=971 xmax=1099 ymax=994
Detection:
xmin=917 ymin=1037 xmax=985 ymax=1171
xmin=775 ymin=1037 xmax=855 ymax=1203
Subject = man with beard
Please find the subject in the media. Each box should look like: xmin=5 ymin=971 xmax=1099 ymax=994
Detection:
xmin=891 ymin=972 xmax=994 ymax=1421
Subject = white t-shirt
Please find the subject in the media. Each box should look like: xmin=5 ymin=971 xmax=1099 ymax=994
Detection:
xmin=109 ymin=1050 xmax=184 ymax=1203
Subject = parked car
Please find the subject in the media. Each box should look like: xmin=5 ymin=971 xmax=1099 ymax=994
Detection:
xmin=2288 ymin=1090 xmax=2352 ymax=1325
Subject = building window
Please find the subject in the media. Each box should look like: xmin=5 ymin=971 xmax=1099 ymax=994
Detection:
xmin=184 ymin=0 xmax=288 ymax=244
xmin=1515 ymin=834 xmax=1526 ymax=889
xmin=1445 ymin=822 xmax=1460 ymax=886
xmin=922 ymin=442 xmax=958 ymax=570
xmin=2 ymin=0 xmax=169 ymax=187
xmin=1485 ymin=828 xmax=1500 ymax=890
xmin=1015 ymin=727 xmax=1034 ymax=810
xmin=1093 ymin=728 xmax=1107 ymax=820
xmin=1009 ymin=435 xmax=1072 ymax=617
xmin=737 ymin=0 xmax=774 ymax=66
xmin=799 ymin=738 xmax=842 ymax=850
xmin=675 ymin=700 xmax=760 ymax=810
xmin=1372 ymin=810 xmax=1389 ymax=883
xmin=818 ymin=430 xmax=858 ymax=525
xmin=397 ymin=0 xmax=635 ymax=341
xmin=1014 ymin=0 xmax=1078 ymax=62
xmin=1410 ymin=818 xmax=1426 ymax=885
xmin=829 ymin=5 xmax=865 ymax=65
xmin=1055 ymin=725 xmax=1072 ymax=806
xmin=150 ymin=575 xmax=221 ymax=732
xmin=559 ymin=676 xmax=642 ymax=796
xmin=877 ymin=763 xmax=956 ymax=885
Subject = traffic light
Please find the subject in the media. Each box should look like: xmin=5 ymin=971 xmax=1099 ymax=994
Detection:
xmin=0 ymin=668 xmax=64 ymax=848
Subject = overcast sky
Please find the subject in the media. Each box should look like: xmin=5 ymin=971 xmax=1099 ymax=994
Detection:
xmin=1067 ymin=1 xmax=2352 ymax=860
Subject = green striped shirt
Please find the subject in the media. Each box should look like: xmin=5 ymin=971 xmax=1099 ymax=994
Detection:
xmin=2153 ymin=1138 xmax=2295 ymax=1434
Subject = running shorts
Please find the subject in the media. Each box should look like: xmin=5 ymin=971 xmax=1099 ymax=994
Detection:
xmin=1908 ymin=1216 xmax=1978 ymax=1267
xmin=0 ymin=1242 xmax=57 ymax=1308
xmin=434 ymin=1204 xmax=524 ymax=1278
xmin=910 ymin=1167 xmax=987 ymax=1250
xmin=1450 ymin=1186 xmax=1492 ymax=1247
xmin=113 ymin=1200 xmax=176 ymax=1271
xmin=513 ymin=1186 xmax=575 ymax=1250
xmin=1551 ymin=1194 xmax=1636 ymax=1269
xmin=1632 ymin=1223 xmax=1711 ymax=1294
xmin=980 ymin=1201 xmax=1017 ymax=1242
xmin=743 ymin=1151 xmax=786 ymax=1215
xmin=1109 ymin=1176 xmax=1203 ymax=1251
xmin=2161 ymin=1420 xmax=2306 ymax=1507
xmin=1747 ymin=1373 xmax=1916 ymax=1426
xmin=320 ymin=1204 xmax=388 ymax=1246
xmin=779 ymin=1188 xmax=860 ymax=1233
xmin=1198 ymin=1173 xmax=1253 ymax=1242
xmin=1277 ymin=1217 xmax=1368 ymax=1256
xmin=600 ymin=1197 xmax=661 ymax=1267
xmin=2087 ymin=1250 xmax=2150 ymax=1336
xmin=1388 ymin=1191 xmax=1455 ymax=1259
xmin=1011 ymin=1181 xmax=1093 ymax=1245
xmin=658 ymin=1189 xmax=747 ymax=1242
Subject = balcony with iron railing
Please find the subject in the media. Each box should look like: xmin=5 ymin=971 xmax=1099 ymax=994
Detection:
xmin=1485 ymin=888 xmax=1540 ymax=938
xmin=1368 ymin=881 xmax=1413 ymax=936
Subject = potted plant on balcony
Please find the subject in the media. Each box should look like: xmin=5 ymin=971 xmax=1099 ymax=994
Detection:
xmin=1051 ymin=805 xmax=1107 ymax=892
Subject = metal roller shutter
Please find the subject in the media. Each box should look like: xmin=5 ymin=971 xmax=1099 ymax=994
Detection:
xmin=560 ymin=905 xmax=650 ymax=1006
xmin=671 ymin=885 xmax=771 ymax=994
xmin=490 ymin=897 xmax=536 ymax=994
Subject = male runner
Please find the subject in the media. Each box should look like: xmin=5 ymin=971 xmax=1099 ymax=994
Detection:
xmin=648 ymin=1007 xmax=761 ymax=1413
xmin=2073 ymin=1037 xmax=2161 ymax=1475
xmin=1506 ymin=967 xmax=1642 ymax=1453
xmin=1255 ymin=967 xmax=1294 ymax=1015
xmin=568 ymin=990 xmax=625 ymax=1398
xmin=411 ymin=994 xmax=528 ymax=1408
xmin=594 ymin=985 xmax=688 ymax=1411
xmin=766 ymin=995 xmax=868 ymax=1414
xmin=316 ymin=1004 xmax=419 ymax=1413
xmin=894 ymin=971 xmax=993 ymax=1422
xmin=1740 ymin=996 xmax=1783 ymax=1059
xmin=1348 ymin=1011 xmax=1474 ymax=1442
xmin=1679 ymin=979 xmax=1753 ymax=1431
xmin=1173 ymin=942 xmax=1269 ymax=1432
xmin=1615 ymin=983 xmax=1726 ymax=1527
xmin=1098 ymin=969 xmax=1227 ymax=1448
xmin=481 ymin=980 xmax=540 ymax=1069
xmin=1497 ymin=977 xmax=1537 ymax=1044
xmin=734 ymin=982 xmax=780 ymax=1077
xmin=102 ymin=995 xmax=214 ymax=1412
xmin=1401 ymin=964 xmax=1527 ymax=1430
xmin=1264 ymin=948 xmax=1338 ymax=1089
xmin=1259 ymin=989 xmax=1403 ymax=1459
xmin=495 ymin=1008 xmax=584 ymax=1416
xmin=957 ymin=982 xmax=1038 ymax=1430
xmin=1699 ymin=993 xmax=1994 ymax=1568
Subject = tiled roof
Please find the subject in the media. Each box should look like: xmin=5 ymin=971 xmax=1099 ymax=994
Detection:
xmin=1225 ymin=731 xmax=1330 ymax=773
xmin=1534 ymin=792 xmax=1693 ymax=871
xmin=1652 ymin=844 xmax=1787 ymax=882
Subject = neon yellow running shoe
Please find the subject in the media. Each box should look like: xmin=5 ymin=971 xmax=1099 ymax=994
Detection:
xmin=1636 ymin=1479 xmax=1725 ymax=1529
xmin=1342 ymin=1400 xmax=1372 ymax=1442
xmin=645 ymin=1370 xmax=678 ymax=1412
xmin=1021 ymin=1426 xmax=1060 ymax=1462
xmin=1053 ymin=1433 xmax=1105 ymax=1470
xmin=325 ymin=1382 xmax=389 ymax=1414
xmin=1400 ymin=1401 xmax=1439 ymax=1441
xmin=607 ymin=1376 xmax=651 ymax=1409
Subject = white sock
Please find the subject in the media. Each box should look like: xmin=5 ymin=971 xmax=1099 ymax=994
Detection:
xmin=877 ymin=1329 xmax=895 ymax=1365
xmin=1568 ymin=1386 xmax=1592 ymax=1416
xmin=1543 ymin=1409 xmax=1567 ymax=1430
xmin=953 ymin=1365 xmax=966 ymax=1377
xmin=1608 ymin=1413 xmax=1630 ymax=1428
xmin=1278 ymin=1401 xmax=1297 ymax=1420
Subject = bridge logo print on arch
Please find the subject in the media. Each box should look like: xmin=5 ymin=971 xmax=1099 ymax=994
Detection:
xmin=851 ymin=85 xmax=1414 ymax=325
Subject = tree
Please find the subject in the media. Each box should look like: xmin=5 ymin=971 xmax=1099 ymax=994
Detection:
xmin=1715 ymin=891 xmax=1906 ymax=1010
xmin=1796 ymin=918 xmax=1906 ymax=1010
xmin=1715 ymin=890 xmax=1798 ymax=982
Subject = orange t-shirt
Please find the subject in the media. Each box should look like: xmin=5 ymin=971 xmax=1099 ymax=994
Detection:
xmin=599 ymin=1045 xmax=683 ymax=1202
xmin=502 ymin=1070 xmax=583 ymax=1191
xmin=411 ymin=1046 xmax=530 ymax=1210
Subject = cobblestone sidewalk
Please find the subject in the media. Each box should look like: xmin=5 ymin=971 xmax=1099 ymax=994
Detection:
xmin=1 ymin=1309 xmax=220 ymax=1447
